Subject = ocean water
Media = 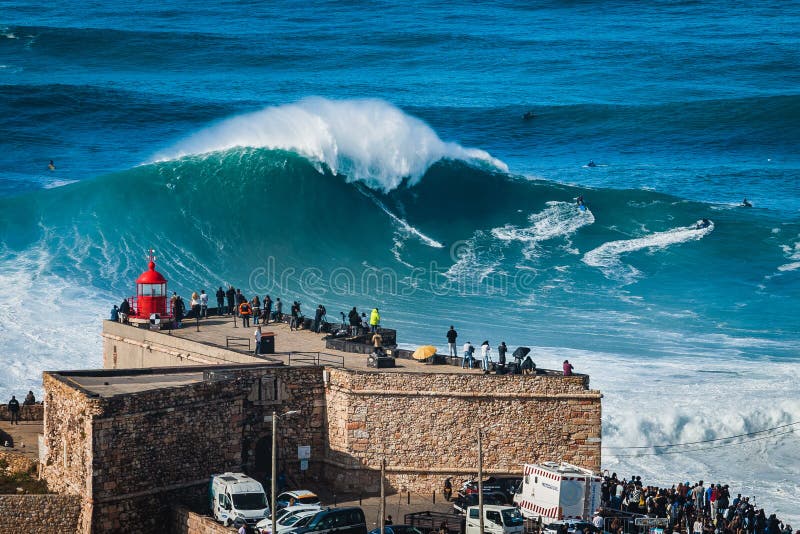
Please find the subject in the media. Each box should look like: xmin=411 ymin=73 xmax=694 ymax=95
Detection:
xmin=1 ymin=0 xmax=798 ymax=520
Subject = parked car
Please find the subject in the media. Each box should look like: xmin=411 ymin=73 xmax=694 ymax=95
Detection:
xmin=285 ymin=506 xmax=367 ymax=534
xmin=542 ymin=520 xmax=601 ymax=534
xmin=452 ymin=493 xmax=505 ymax=515
xmin=368 ymin=526 xmax=426 ymax=534
xmin=275 ymin=490 xmax=321 ymax=510
xmin=258 ymin=506 xmax=323 ymax=534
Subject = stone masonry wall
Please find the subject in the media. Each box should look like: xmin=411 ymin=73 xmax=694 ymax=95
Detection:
xmin=40 ymin=373 xmax=100 ymax=532
xmin=323 ymin=369 xmax=601 ymax=494
xmin=0 ymin=494 xmax=82 ymax=534
xmin=172 ymin=506 xmax=236 ymax=534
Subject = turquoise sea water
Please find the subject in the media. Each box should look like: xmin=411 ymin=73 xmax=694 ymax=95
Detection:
xmin=1 ymin=0 xmax=798 ymax=520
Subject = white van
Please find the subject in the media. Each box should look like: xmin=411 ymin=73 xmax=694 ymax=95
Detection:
xmin=210 ymin=472 xmax=270 ymax=527
xmin=465 ymin=505 xmax=524 ymax=534
xmin=513 ymin=462 xmax=601 ymax=522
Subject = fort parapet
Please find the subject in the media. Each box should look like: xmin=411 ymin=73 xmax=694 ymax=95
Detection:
xmin=35 ymin=319 xmax=601 ymax=533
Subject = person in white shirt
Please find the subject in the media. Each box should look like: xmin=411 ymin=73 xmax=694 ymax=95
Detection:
xmin=480 ymin=341 xmax=491 ymax=371
xmin=254 ymin=326 xmax=262 ymax=355
xmin=199 ymin=290 xmax=209 ymax=318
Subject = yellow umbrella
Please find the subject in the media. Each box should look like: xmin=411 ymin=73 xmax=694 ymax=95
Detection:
xmin=412 ymin=345 xmax=437 ymax=360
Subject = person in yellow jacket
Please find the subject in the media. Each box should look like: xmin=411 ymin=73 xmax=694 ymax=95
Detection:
xmin=239 ymin=300 xmax=252 ymax=328
xmin=369 ymin=307 xmax=380 ymax=333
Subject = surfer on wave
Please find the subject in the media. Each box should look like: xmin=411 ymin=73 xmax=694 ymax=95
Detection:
xmin=695 ymin=218 xmax=711 ymax=229
xmin=741 ymin=198 xmax=752 ymax=207
xmin=577 ymin=195 xmax=586 ymax=211
xmin=523 ymin=111 xmax=535 ymax=120
xmin=587 ymin=160 xmax=597 ymax=168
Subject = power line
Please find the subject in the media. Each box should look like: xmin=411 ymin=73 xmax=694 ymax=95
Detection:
xmin=607 ymin=428 xmax=797 ymax=458
xmin=602 ymin=421 xmax=800 ymax=449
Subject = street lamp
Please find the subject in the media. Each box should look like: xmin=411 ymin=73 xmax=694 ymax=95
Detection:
xmin=272 ymin=410 xmax=300 ymax=534
xmin=477 ymin=422 xmax=502 ymax=534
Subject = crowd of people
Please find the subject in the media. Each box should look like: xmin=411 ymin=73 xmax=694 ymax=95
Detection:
xmin=446 ymin=325 xmax=577 ymax=376
xmin=597 ymin=474 xmax=796 ymax=534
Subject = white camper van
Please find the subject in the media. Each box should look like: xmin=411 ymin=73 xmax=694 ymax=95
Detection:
xmin=210 ymin=472 xmax=270 ymax=527
xmin=513 ymin=462 xmax=601 ymax=522
xmin=465 ymin=505 xmax=524 ymax=534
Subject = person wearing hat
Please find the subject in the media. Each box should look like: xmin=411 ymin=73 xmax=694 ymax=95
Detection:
xmin=593 ymin=510 xmax=604 ymax=529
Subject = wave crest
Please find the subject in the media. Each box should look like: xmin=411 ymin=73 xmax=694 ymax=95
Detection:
xmin=153 ymin=97 xmax=507 ymax=191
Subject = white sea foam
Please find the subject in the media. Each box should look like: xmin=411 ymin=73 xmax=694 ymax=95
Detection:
xmin=444 ymin=231 xmax=504 ymax=284
xmin=582 ymin=221 xmax=714 ymax=283
xmin=491 ymin=201 xmax=595 ymax=260
xmin=0 ymin=246 xmax=108 ymax=401
xmin=777 ymin=236 xmax=800 ymax=272
xmin=153 ymin=97 xmax=507 ymax=192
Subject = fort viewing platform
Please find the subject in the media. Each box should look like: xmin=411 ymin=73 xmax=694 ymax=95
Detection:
xmin=100 ymin=316 xmax=581 ymax=378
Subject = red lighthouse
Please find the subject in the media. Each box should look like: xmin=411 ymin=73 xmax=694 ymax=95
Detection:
xmin=130 ymin=250 xmax=171 ymax=323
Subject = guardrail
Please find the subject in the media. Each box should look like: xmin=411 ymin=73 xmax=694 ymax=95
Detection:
xmin=225 ymin=336 xmax=251 ymax=350
xmin=288 ymin=351 xmax=345 ymax=368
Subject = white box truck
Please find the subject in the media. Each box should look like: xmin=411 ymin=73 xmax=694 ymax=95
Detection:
xmin=513 ymin=462 xmax=601 ymax=522
xmin=210 ymin=472 xmax=270 ymax=527
xmin=465 ymin=505 xmax=525 ymax=534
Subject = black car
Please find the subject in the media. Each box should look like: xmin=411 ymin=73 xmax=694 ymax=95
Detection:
xmin=287 ymin=507 xmax=367 ymax=534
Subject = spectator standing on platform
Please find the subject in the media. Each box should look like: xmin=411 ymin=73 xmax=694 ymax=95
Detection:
xmin=462 ymin=341 xmax=475 ymax=369
xmin=174 ymin=296 xmax=185 ymax=328
xmin=275 ymin=298 xmax=283 ymax=322
xmin=480 ymin=341 xmax=491 ymax=372
xmin=252 ymin=296 xmax=261 ymax=325
xmin=216 ymin=287 xmax=225 ymax=316
xmin=361 ymin=312 xmax=369 ymax=334
xmin=313 ymin=304 xmax=326 ymax=333
xmin=370 ymin=307 xmax=380 ymax=332
xmin=239 ymin=299 xmax=252 ymax=328
xmin=254 ymin=326 xmax=262 ymax=355
xmin=190 ymin=292 xmax=200 ymax=318
xmin=563 ymin=359 xmax=574 ymax=376
xmin=7 ymin=395 xmax=20 ymax=425
xmin=235 ymin=289 xmax=245 ymax=315
xmin=446 ymin=326 xmax=458 ymax=357
xmin=348 ymin=307 xmax=360 ymax=335
xmin=119 ymin=298 xmax=131 ymax=324
xmin=226 ymin=286 xmax=235 ymax=315
xmin=263 ymin=295 xmax=272 ymax=324
xmin=200 ymin=290 xmax=208 ymax=318
xmin=110 ymin=304 xmax=119 ymax=322
xmin=24 ymin=391 xmax=35 ymax=405
xmin=497 ymin=342 xmax=507 ymax=372
xmin=290 ymin=302 xmax=299 ymax=331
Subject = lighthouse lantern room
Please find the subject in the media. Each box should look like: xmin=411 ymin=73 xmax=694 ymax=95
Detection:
xmin=132 ymin=250 xmax=170 ymax=321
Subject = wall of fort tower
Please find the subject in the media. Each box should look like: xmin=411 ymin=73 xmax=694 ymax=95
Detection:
xmin=322 ymin=369 xmax=601 ymax=494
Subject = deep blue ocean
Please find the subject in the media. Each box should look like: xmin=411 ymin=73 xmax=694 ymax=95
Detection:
xmin=1 ymin=0 xmax=798 ymax=519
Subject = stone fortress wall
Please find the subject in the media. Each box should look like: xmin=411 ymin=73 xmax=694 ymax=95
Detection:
xmin=323 ymin=368 xmax=601 ymax=493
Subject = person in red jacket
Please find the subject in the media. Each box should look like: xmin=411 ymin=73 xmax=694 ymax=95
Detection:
xmin=563 ymin=359 xmax=574 ymax=376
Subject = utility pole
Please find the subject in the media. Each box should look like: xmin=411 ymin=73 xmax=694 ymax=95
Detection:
xmin=478 ymin=428 xmax=484 ymax=534
xmin=380 ymin=458 xmax=386 ymax=534
xmin=271 ymin=410 xmax=277 ymax=534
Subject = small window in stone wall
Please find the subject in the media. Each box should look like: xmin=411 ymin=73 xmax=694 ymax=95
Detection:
xmin=249 ymin=375 xmax=280 ymax=405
